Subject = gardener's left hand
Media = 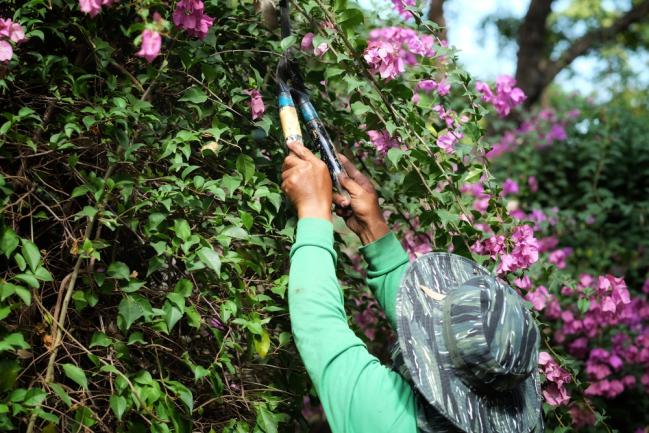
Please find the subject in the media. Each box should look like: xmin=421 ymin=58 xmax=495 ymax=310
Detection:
xmin=281 ymin=140 xmax=333 ymax=221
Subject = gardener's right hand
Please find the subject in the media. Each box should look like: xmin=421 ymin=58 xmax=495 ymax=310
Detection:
xmin=334 ymin=154 xmax=389 ymax=245
xmin=282 ymin=141 xmax=333 ymax=222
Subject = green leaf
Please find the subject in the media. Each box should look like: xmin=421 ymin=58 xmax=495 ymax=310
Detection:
xmin=89 ymin=332 xmax=112 ymax=348
xmin=197 ymin=247 xmax=221 ymax=274
xmin=166 ymin=380 xmax=193 ymax=412
xmin=0 ymin=360 xmax=21 ymax=391
xmin=174 ymin=219 xmax=191 ymax=241
xmin=50 ymin=383 xmax=72 ymax=407
xmin=62 ymin=364 xmax=88 ymax=390
xmin=174 ymin=279 xmax=193 ymax=297
xmin=577 ymin=298 xmax=590 ymax=314
xmin=13 ymin=285 xmax=32 ymax=305
xmin=0 ymin=306 xmax=10 ymax=321
xmin=180 ymin=87 xmax=208 ymax=104
xmin=387 ymin=147 xmax=407 ymax=168
xmin=122 ymin=280 xmax=145 ymax=293
xmin=256 ymin=405 xmax=278 ymax=433
xmin=253 ymin=329 xmax=271 ymax=359
xmin=278 ymin=332 xmax=292 ymax=347
xmin=109 ymin=395 xmax=127 ymax=421
xmin=34 ymin=266 xmax=53 ymax=281
xmin=23 ymin=388 xmax=47 ymax=406
xmin=437 ymin=209 xmax=460 ymax=227
xmin=117 ymin=296 xmax=145 ymax=331
xmin=14 ymin=274 xmax=38 ymax=290
xmin=0 ymin=227 xmax=19 ymax=257
xmin=164 ymin=303 xmax=183 ymax=332
xmin=236 ymin=154 xmax=255 ymax=183
xmin=0 ymin=332 xmax=30 ymax=352
xmin=21 ymin=239 xmax=41 ymax=272
xmin=108 ymin=262 xmax=130 ymax=280
xmin=279 ymin=35 xmax=297 ymax=51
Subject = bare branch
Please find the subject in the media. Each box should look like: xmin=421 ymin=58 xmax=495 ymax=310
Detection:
xmin=544 ymin=0 xmax=649 ymax=82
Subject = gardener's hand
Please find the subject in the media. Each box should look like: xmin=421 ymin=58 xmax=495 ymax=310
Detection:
xmin=282 ymin=141 xmax=333 ymax=221
xmin=334 ymin=154 xmax=389 ymax=245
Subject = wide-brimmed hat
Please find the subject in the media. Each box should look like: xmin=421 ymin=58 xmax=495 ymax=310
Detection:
xmin=395 ymin=252 xmax=542 ymax=433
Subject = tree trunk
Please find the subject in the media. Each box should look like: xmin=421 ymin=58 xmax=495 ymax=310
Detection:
xmin=516 ymin=0 xmax=649 ymax=106
xmin=514 ymin=0 xmax=554 ymax=106
xmin=427 ymin=0 xmax=447 ymax=41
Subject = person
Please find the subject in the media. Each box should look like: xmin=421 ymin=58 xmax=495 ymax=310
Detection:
xmin=281 ymin=141 xmax=543 ymax=433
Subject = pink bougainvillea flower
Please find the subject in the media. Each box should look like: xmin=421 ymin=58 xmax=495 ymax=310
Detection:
xmin=79 ymin=0 xmax=103 ymax=16
xmin=367 ymin=129 xmax=399 ymax=155
xmin=476 ymin=75 xmax=526 ymax=117
xmin=243 ymin=89 xmax=265 ymax=120
xmin=0 ymin=40 xmax=12 ymax=62
xmin=543 ymin=382 xmax=571 ymax=406
xmin=300 ymin=32 xmax=314 ymax=51
xmin=0 ymin=19 xmax=26 ymax=43
xmin=538 ymin=351 xmax=571 ymax=406
xmin=313 ymin=42 xmax=329 ymax=57
xmin=547 ymin=123 xmax=567 ymax=144
xmin=528 ymin=175 xmax=538 ymax=192
xmin=514 ymin=275 xmax=532 ymax=290
xmin=391 ymin=0 xmax=417 ymax=19
xmin=525 ymin=285 xmax=549 ymax=311
xmin=136 ymin=29 xmax=162 ymax=63
xmin=475 ymin=81 xmax=493 ymax=101
xmin=417 ymin=79 xmax=437 ymax=93
xmin=436 ymin=78 xmax=450 ymax=96
xmin=78 ymin=0 xmax=117 ymax=17
xmin=472 ymin=193 xmax=490 ymax=213
xmin=502 ymin=178 xmax=519 ymax=196
xmin=570 ymin=406 xmax=596 ymax=428
xmin=363 ymin=40 xmax=405 ymax=80
xmin=367 ymin=26 xmax=437 ymax=71
xmin=548 ymin=247 xmax=572 ymax=269
xmin=173 ymin=0 xmax=214 ymax=40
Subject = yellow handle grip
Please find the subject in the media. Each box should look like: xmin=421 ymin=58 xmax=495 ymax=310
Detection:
xmin=279 ymin=105 xmax=303 ymax=145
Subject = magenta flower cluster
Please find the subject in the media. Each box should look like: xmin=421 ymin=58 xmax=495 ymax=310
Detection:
xmin=539 ymin=351 xmax=572 ymax=406
xmin=366 ymin=129 xmax=400 ymax=155
xmin=471 ymin=224 xmax=540 ymax=274
xmin=364 ymin=26 xmax=439 ymax=80
xmin=300 ymin=32 xmax=329 ymax=57
xmin=78 ymin=0 xmax=118 ymax=17
xmin=475 ymin=75 xmax=526 ymax=118
xmin=173 ymin=0 xmax=214 ymax=40
xmin=244 ymin=89 xmax=265 ymax=121
xmin=0 ymin=18 xmax=26 ymax=62
xmin=486 ymin=108 xmax=577 ymax=159
xmin=432 ymin=104 xmax=466 ymax=154
xmin=363 ymin=40 xmax=405 ymax=81
xmin=461 ymin=182 xmax=491 ymax=213
xmin=136 ymin=29 xmax=162 ymax=63
xmin=390 ymin=0 xmax=417 ymax=19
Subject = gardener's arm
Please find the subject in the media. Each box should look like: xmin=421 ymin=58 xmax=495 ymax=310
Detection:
xmin=360 ymin=232 xmax=409 ymax=329
xmin=333 ymin=154 xmax=409 ymax=329
xmin=283 ymin=142 xmax=417 ymax=433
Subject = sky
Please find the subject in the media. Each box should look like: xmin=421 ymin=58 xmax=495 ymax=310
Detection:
xmin=358 ymin=0 xmax=648 ymax=99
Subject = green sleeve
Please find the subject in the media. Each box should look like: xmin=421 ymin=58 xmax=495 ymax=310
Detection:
xmin=289 ymin=218 xmax=417 ymax=433
xmin=359 ymin=231 xmax=410 ymax=329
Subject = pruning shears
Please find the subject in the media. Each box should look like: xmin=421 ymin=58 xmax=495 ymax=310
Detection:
xmin=275 ymin=0 xmax=351 ymax=202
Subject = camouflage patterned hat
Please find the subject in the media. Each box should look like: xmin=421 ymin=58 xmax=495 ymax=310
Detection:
xmin=395 ymin=252 xmax=542 ymax=433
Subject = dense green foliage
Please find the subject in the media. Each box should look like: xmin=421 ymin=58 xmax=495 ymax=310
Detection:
xmin=0 ymin=0 xmax=512 ymax=431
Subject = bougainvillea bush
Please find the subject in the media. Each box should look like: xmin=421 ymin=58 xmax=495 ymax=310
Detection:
xmin=0 ymin=0 xmax=638 ymax=432
xmin=487 ymin=92 xmax=649 ymax=432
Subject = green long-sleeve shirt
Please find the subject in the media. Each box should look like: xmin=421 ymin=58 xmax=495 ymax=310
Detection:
xmin=288 ymin=218 xmax=418 ymax=433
